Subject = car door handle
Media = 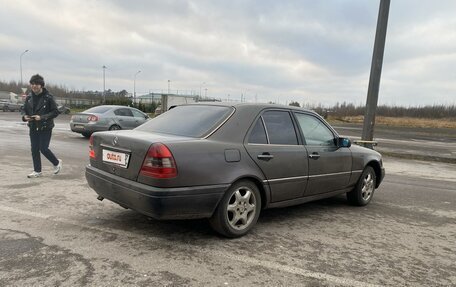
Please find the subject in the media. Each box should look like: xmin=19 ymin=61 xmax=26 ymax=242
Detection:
xmin=309 ymin=153 xmax=320 ymax=160
xmin=257 ymin=153 xmax=274 ymax=161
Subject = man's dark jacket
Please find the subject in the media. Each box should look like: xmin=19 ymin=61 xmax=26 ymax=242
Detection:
xmin=22 ymin=88 xmax=59 ymax=131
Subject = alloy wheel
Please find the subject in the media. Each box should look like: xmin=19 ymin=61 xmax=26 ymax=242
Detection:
xmin=226 ymin=186 xmax=257 ymax=231
xmin=361 ymin=173 xmax=374 ymax=201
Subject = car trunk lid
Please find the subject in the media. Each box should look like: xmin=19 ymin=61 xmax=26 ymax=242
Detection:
xmin=90 ymin=130 xmax=191 ymax=181
xmin=71 ymin=113 xmax=98 ymax=124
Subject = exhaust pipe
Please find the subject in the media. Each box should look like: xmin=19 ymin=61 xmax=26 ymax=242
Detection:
xmin=97 ymin=195 xmax=104 ymax=201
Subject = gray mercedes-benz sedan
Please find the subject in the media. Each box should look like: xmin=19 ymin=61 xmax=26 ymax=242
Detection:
xmin=86 ymin=103 xmax=385 ymax=237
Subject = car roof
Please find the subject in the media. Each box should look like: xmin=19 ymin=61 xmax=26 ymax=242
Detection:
xmin=97 ymin=105 xmax=136 ymax=109
xmin=184 ymin=101 xmax=316 ymax=114
xmin=88 ymin=105 xmax=143 ymax=111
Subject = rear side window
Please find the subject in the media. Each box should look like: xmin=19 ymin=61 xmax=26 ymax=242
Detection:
xmin=114 ymin=108 xmax=134 ymax=117
xmin=248 ymin=119 xmax=268 ymax=144
xmin=249 ymin=110 xmax=298 ymax=145
xmin=136 ymin=105 xmax=233 ymax=137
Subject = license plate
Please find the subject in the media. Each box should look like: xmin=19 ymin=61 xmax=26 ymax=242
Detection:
xmin=73 ymin=124 xmax=84 ymax=129
xmin=102 ymin=149 xmax=130 ymax=168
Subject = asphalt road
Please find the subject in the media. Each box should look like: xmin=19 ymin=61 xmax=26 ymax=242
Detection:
xmin=0 ymin=112 xmax=455 ymax=286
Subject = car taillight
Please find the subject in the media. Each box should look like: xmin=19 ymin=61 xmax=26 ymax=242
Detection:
xmin=87 ymin=115 xmax=98 ymax=122
xmin=140 ymin=143 xmax=177 ymax=178
xmin=89 ymin=135 xmax=95 ymax=158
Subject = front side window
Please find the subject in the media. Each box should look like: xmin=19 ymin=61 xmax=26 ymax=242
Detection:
xmin=295 ymin=113 xmax=335 ymax=146
xmin=131 ymin=109 xmax=145 ymax=118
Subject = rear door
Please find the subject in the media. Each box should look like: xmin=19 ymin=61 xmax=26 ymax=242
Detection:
xmin=293 ymin=112 xmax=352 ymax=196
xmin=245 ymin=110 xmax=309 ymax=202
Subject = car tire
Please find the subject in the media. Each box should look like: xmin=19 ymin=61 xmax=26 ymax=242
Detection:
xmin=3 ymin=106 xmax=9 ymax=112
xmin=347 ymin=166 xmax=376 ymax=206
xmin=109 ymin=125 xmax=121 ymax=131
xmin=209 ymin=180 xmax=261 ymax=238
xmin=82 ymin=132 xmax=92 ymax=138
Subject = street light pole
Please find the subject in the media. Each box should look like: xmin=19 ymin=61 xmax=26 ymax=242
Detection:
xmin=20 ymin=49 xmax=29 ymax=85
xmin=102 ymin=65 xmax=107 ymax=104
xmin=134 ymin=70 xmax=141 ymax=105
xmin=199 ymin=82 xmax=205 ymax=98
xmin=168 ymin=80 xmax=171 ymax=94
xmin=361 ymin=0 xmax=390 ymax=147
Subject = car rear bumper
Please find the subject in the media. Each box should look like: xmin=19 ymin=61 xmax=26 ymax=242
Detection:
xmin=70 ymin=123 xmax=107 ymax=134
xmin=85 ymin=165 xmax=229 ymax=220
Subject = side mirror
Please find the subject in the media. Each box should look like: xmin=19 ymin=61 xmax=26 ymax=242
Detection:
xmin=337 ymin=137 xmax=351 ymax=148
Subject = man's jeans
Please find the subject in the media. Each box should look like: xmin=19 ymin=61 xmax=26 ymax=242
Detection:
xmin=30 ymin=129 xmax=59 ymax=172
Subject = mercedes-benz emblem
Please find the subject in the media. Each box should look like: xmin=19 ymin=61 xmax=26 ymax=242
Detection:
xmin=112 ymin=136 xmax=118 ymax=146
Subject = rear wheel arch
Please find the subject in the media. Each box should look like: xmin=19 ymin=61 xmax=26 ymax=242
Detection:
xmin=209 ymin=178 xmax=263 ymax=237
xmin=230 ymin=176 xmax=266 ymax=209
xmin=109 ymin=124 xmax=121 ymax=131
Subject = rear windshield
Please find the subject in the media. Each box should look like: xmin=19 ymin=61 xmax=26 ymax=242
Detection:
xmin=136 ymin=105 xmax=233 ymax=137
xmin=84 ymin=106 xmax=112 ymax=114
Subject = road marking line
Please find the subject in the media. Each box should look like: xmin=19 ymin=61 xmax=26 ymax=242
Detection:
xmin=0 ymin=205 xmax=120 ymax=236
xmin=214 ymin=251 xmax=382 ymax=287
xmin=0 ymin=205 xmax=381 ymax=287
xmin=0 ymin=205 xmax=51 ymax=219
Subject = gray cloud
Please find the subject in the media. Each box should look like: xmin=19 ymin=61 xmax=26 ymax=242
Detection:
xmin=0 ymin=0 xmax=455 ymax=106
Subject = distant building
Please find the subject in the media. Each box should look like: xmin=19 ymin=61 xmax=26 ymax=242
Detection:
xmin=136 ymin=92 xmax=164 ymax=104
xmin=136 ymin=92 xmax=195 ymax=105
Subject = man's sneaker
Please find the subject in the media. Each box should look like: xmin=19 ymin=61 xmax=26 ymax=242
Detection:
xmin=54 ymin=159 xmax=62 ymax=174
xmin=27 ymin=171 xmax=42 ymax=178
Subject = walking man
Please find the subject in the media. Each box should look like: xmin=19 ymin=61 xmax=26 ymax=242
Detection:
xmin=22 ymin=74 xmax=62 ymax=178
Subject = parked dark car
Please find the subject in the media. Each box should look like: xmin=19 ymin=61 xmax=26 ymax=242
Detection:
xmin=70 ymin=105 xmax=149 ymax=138
xmin=58 ymin=105 xmax=71 ymax=114
xmin=2 ymin=101 xmax=23 ymax=112
xmin=0 ymin=100 xmax=8 ymax=110
xmin=86 ymin=103 xmax=385 ymax=237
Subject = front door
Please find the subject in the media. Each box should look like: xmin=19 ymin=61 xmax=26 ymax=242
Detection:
xmin=131 ymin=109 xmax=148 ymax=127
xmin=293 ymin=112 xmax=352 ymax=196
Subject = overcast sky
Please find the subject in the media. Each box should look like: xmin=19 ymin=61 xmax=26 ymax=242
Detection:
xmin=1 ymin=0 xmax=455 ymax=106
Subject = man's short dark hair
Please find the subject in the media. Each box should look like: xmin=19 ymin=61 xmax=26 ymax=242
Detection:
xmin=29 ymin=74 xmax=45 ymax=86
